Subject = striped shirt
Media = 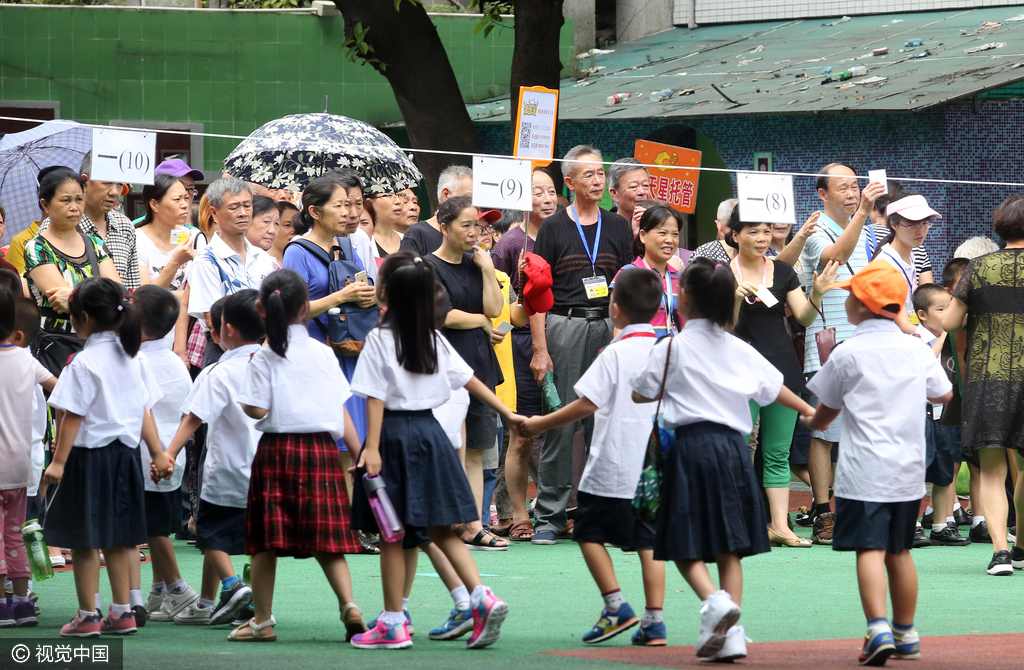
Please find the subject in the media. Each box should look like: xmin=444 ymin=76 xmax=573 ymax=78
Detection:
xmin=799 ymin=213 xmax=873 ymax=374
xmin=39 ymin=210 xmax=140 ymax=289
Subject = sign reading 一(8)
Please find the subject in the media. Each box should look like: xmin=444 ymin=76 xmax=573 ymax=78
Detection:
xmin=472 ymin=156 xmax=533 ymax=212
xmin=90 ymin=128 xmax=157 ymax=185
xmin=737 ymin=172 xmax=796 ymax=225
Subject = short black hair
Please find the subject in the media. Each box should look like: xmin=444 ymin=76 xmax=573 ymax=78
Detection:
xmin=912 ymin=283 xmax=947 ymax=315
xmin=724 ymin=205 xmax=768 ymax=249
xmin=815 ymin=162 xmax=856 ymax=193
xmin=0 ymin=285 xmax=14 ymax=341
xmin=210 ymin=296 xmax=228 ymax=335
xmin=942 ymin=258 xmax=969 ymax=290
xmin=494 ymin=209 xmax=523 ymax=235
xmin=0 ymin=269 xmax=20 ymax=296
xmin=132 ymin=284 xmax=180 ymax=340
xmin=993 ymin=194 xmax=1024 ymax=242
xmin=14 ymin=298 xmax=40 ymax=343
xmin=612 ymin=267 xmax=662 ymax=325
xmin=222 ymin=289 xmax=264 ymax=343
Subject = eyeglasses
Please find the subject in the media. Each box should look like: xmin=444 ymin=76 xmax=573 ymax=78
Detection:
xmin=898 ymin=220 xmax=932 ymax=230
xmin=184 ymin=188 xmax=198 ymax=197
xmin=478 ymin=224 xmax=494 ymax=234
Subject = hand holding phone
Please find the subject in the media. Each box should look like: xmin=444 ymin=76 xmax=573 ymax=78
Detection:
xmin=496 ymin=321 xmax=514 ymax=335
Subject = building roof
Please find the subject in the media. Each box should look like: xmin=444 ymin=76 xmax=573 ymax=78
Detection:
xmin=468 ymin=7 xmax=1024 ymax=122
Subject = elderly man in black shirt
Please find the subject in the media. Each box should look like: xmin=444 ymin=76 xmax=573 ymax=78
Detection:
xmin=528 ymin=145 xmax=633 ymax=545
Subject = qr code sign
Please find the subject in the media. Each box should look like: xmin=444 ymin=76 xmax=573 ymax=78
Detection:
xmin=518 ymin=122 xmax=532 ymax=150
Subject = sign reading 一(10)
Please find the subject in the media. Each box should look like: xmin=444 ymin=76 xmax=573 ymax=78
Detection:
xmin=737 ymin=172 xmax=796 ymax=225
xmin=90 ymin=128 xmax=157 ymax=185
xmin=472 ymin=156 xmax=533 ymax=212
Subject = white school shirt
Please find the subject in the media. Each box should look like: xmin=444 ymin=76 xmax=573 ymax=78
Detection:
xmin=432 ymin=388 xmax=470 ymax=449
xmin=575 ymin=323 xmax=658 ymax=499
xmin=630 ymin=319 xmax=782 ymax=434
xmin=913 ymin=324 xmax=944 ymax=419
xmin=187 ymin=232 xmax=276 ymax=329
xmin=28 ymin=386 xmax=46 ymax=497
xmin=48 ymin=331 xmax=162 ymax=449
xmin=876 ymin=243 xmax=917 ymax=317
xmin=238 ymin=325 xmax=351 ymax=440
xmin=0 ymin=346 xmax=53 ymax=490
xmin=351 ymin=327 xmax=474 ymax=411
xmin=139 ymin=340 xmax=192 ymax=492
xmin=185 ymin=343 xmax=261 ymax=508
xmin=806 ymin=319 xmax=952 ymax=503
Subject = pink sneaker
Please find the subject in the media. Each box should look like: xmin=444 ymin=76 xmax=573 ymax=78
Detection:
xmin=100 ymin=608 xmax=138 ymax=635
xmin=351 ymin=618 xmax=413 ymax=649
xmin=61 ymin=613 xmax=102 ymax=638
xmin=466 ymin=588 xmax=508 ymax=649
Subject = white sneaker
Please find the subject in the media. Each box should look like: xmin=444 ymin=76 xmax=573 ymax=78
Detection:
xmin=694 ymin=591 xmax=741 ymax=659
xmin=700 ymin=625 xmax=749 ymax=662
xmin=149 ymin=586 xmax=199 ymax=622
xmin=50 ymin=554 xmax=66 ymax=569
xmin=144 ymin=592 xmax=165 ymax=616
xmin=174 ymin=602 xmax=213 ymax=626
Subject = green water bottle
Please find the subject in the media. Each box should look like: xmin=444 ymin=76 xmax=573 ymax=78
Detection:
xmin=242 ymin=556 xmax=251 ymax=584
xmin=541 ymin=371 xmax=562 ymax=412
xmin=22 ymin=519 xmax=54 ymax=582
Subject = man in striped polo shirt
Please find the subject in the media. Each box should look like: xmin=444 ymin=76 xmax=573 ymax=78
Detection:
xmin=799 ymin=163 xmax=885 ymax=545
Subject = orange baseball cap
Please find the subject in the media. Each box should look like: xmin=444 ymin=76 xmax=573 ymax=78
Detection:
xmin=830 ymin=259 xmax=907 ymax=320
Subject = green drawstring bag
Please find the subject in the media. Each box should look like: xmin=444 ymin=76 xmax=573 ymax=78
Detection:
xmin=632 ymin=338 xmax=674 ymax=523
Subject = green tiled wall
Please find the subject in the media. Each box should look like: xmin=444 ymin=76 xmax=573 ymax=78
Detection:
xmin=0 ymin=6 xmax=574 ymax=174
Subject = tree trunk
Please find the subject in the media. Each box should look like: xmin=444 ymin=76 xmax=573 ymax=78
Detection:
xmin=510 ymin=0 xmax=565 ymax=156
xmin=334 ymin=0 xmax=480 ymax=209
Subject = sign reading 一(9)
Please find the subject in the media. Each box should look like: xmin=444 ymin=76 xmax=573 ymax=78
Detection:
xmin=737 ymin=172 xmax=796 ymax=225
xmin=512 ymin=86 xmax=559 ymax=168
xmin=472 ymin=156 xmax=533 ymax=212
xmin=90 ymin=128 xmax=157 ymax=185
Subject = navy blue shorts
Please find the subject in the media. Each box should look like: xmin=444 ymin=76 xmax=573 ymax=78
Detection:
xmin=196 ymin=500 xmax=246 ymax=555
xmin=925 ymin=418 xmax=961 ymax=487
xmin=573 ymin=491 xmax=654 ymax=551
xmin=145 ymin=490 xmax=182 ymax=538
xmin=832 ymin=497 xmax=921 ymax=555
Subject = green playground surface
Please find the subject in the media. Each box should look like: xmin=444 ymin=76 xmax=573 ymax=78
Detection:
xmin=3 ymin=521 xmax=1021 ymax=670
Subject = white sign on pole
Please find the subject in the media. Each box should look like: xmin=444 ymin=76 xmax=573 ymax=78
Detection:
xmin=513 ymin=88 xmax=558 ymax=162
xmin=737 ymin=172 xmax=796 ymax=225
xmin=868 ymin=169 xmax=888 ymax=194
xmin=472 ymin=156 xmax=533 ymax=212
xmin=90 ymin=128 xmax=157 ymax=185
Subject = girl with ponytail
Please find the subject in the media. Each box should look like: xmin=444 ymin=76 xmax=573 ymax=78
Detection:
xmin=234 ymin=269 xmax=367 ymax=643
xmin=43 ymin=276 xmax=171 ymax=637
xmin=630 ymin=258 xmax=816 ymax=662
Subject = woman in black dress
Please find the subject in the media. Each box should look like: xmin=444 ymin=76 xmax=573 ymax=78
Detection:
xmin=726 ymin=209 xmax=838 ymax=547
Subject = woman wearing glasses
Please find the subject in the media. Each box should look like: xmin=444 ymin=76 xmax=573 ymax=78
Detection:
xmin=727 ymin=208 xmax=839 ymax=547
xmin=363 ymin=191 xmax=404 ymax=263
xmin=871 ymin=191 xmax=940 ymax=335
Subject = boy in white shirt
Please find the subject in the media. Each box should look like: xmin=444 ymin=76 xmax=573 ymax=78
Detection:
xmin=0 ymin=292 xmax=57 ymax=627
xmin=129 ymin=285 xmax=198 ymax=625
xmin=160 ymin=290 xmax=263 ymax=627
xmin=518 ymin=268 xmax=667 ymax=647
xmin=805 ymin=260 xmax=952 ymax=667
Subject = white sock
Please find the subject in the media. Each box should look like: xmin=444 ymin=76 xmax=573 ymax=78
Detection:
xmin=198 ymin=598 xmax=215 ymax=608
xmin=973 ymin=515 xmax=986 ymax=529
xmin=27 ymin=579 xmax=32 ymax=591
xmin=946 ymin=516 xmax=955 ymax=525
xmin=110 ymin=603 xmax=130 ymax=617
xmin=12 ymin=594 xmax=30 ymax=603
xmin=470 ymin=585 xmax=489 ymax=609
xmin=932 ymin=523 xmax=946 ymax=534
xmin=642 ymin=607 xmax=663 ymax=625
xmin=151 ymin=581 xmax=166 ymax=596
xmin=602 ymin=589 xmax=625 ymax=612
xmin=129 ymin=589 xmax=143 ymax=608
xmin=79 ymin=609 xmax=95 ymax=620
xmin=401 ymin=597 xmax=410 ymax=611
xmin=925 ymin=505 xmax=934 ymax=516
xmin=168 ymin=578 xmax=187 ymax=595
xmin=380 ymin=610 xmax=406 ymax=626
xmin=954 ymin=502 xmax=962 ymax=511
xmin=451 ymin=585 xmax=470 ymax=610
xmin=94 ymin=593 xmax=102 ymax=611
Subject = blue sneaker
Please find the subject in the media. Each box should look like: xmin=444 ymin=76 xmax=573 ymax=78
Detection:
xmin=531 ymin=530 xmax=557 ymax=545
xmin=429 ymin=608 xmax=472 ymax=640
xmin=582 ymin=603 xmax=639 ymax=644
xmin=893 ymin=629 xmax=920 ymax=660
xmin=631 ymin=620 xmax=667 ymax=646
xmin=367 ymin=609 xmax=415 ymax=636
xmin=859 ymin=628 xmax=896 ymax=666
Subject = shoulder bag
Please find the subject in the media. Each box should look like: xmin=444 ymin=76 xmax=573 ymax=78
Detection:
xmin=632 ymin=337 xmax=675 ymax=523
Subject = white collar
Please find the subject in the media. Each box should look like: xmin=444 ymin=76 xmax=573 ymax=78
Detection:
xmin=288 ymin=323 xmax=310 ymax=341
xmin=140 ymin=339 xmax=172 ymax=353
xmin=852 ymin=319 xmax=902 ymax=337
xmin=210 ymin=231 xmax=262 ymax=262
xmin=613 ymin=323 xmax=656 ymax=342
xmin=85 ymin=331 xmax=118 ymax=347
xmin=682 ymin=318 xmax=719 ymax=334
xmin=220 ymin=343 xmax=261 ymax=362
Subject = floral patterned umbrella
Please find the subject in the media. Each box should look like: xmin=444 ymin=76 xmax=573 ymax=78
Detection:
xmin=223 ymin=113 xmax=422 ymax=194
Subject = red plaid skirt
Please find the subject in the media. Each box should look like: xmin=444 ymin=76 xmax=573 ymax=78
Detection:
xmin=245 ymin=432 xmax=361 ymax=556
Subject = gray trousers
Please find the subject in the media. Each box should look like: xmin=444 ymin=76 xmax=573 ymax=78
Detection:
xmin=534 ymin=313 xmax=613 ymax=534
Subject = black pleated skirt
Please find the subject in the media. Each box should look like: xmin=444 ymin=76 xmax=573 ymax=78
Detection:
xmin=351 ymin=410 xmax=479 ymax=532
xmin=654 ymin=422 xmax=771 ymax=562
xmin=43 ymin=441 xmax=148 ymax=549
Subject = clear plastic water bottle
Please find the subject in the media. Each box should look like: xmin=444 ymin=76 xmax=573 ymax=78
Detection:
xmin=22 ymin=519 xmax=53 ymax=582
xmin=650 ymin=89 xmax=675 ymax=102
xmin=850 ymin=66 xmax=867 ymax=76
xmin=363 ymin=474 xmax=405 ymax=543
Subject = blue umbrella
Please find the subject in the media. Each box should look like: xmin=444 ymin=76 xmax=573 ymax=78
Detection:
xmin=0 ymin=120 xmax=92 ymax=245
xmin=223 ymin=113 xmax=422 ymax=194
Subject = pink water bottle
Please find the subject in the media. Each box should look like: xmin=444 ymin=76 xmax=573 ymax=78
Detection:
xmin=363 ymin=474 xmax=405 ymax=543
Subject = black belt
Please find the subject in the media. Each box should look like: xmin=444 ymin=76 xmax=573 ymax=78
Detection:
xmin=549 ymin=307 xmax=609 ymax=320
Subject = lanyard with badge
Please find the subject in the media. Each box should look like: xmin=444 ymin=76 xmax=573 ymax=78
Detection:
xmin=732 ymin=257 xmax=779 ymax=308
xmin=639 ymin=257 xmax=678 ymax=335
xmin=569 ymin=205 xmax=608 ymax=300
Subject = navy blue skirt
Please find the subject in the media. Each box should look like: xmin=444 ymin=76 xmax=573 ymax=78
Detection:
xmin=43 ymin=441 xmax=148 ymax=549
xmin=654 ymin=422 xmax=771 ymax=563
xmin=351 ymin=410 xmax=479 ymax=532
xmin=196 ymin=500 xmax=246 ymax=555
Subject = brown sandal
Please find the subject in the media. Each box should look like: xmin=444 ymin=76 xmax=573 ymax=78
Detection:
xmin=509 ymin=520 xmax=535 ymax=541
